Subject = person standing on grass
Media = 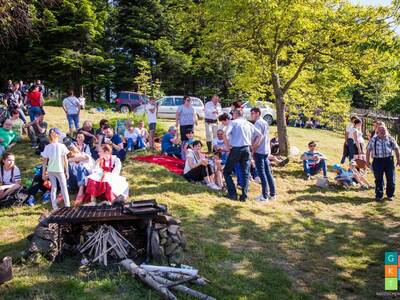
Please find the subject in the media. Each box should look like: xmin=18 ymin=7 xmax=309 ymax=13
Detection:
xmin=41 ymin=128 xmax=70 ymax=210
xmin=204 ymin=95 xmax=222 ymax=153
xmin=366 ymin=126 xmax=400 ymax=202
xmin=176 ymin=95 xmax=197 ymax=141
xmin=26 ymin=85 xmax=44 ymax=122
xmin=340 ymin=115 xmax=358 ymax=164
xmin=301 ymin=141 xmax=328 ymax=180
xmin=223 ymin=108 xmax=262 ymax=202
xmin=251 ymin=107 xmax=276 ymax=202
xmin=62 ymin=89 xmax=81 ymax=136
xmin=353 ymin=119 xmax=365 ymax=159
xmin=146 ymin=97 xmax=158 ymax=149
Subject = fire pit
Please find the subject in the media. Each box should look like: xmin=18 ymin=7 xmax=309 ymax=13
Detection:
xmin=27 ymin=200 xmax=186 ymax=265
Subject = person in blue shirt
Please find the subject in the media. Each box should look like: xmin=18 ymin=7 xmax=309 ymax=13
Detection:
xmin=161 ymin=126 xmax=181 ymax=158
xmin=300 ymin=141 xmax=328 ymax=180
xmin=100 ymin=125 xmax=126 ymax=161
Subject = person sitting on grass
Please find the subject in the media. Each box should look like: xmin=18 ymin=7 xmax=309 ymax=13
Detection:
xmin=161 ymin=126 xmax=181 ymax=158
xmin=181 ymin=129 xmax=194 ymax=161
xmin=8 ymin=109 xmax=24 ymax=140
xmin=98 ymin=125 xmax=126 ymax=161
xmin=0 ymin=119 xmax=18 ymax=155
xmin=0 ymin=152 xmax=22 ymax=200
xmin=213 ymin=129 xmax=228 ymax=164
xmin=84 ymin=144 xmax=129 ymax=205
xmin=124 ymin=121 xmax=146 ymax=151
xmin=25 ymin=112 xmax=48 ymax=150
xmin=77 ymin=120 xmax=97 ymax=156
xmin=95 ymin=119 xmax=109 ymax=140
xmin=136 ymin=120 xmax=149 ymax=146
xmin=68 ymin=144 xmax=94 ymax=205
xmin=332 ymin=163 xmax=370 ymax=189
xmin=301 ymin=141 xmax=328 ymax=180
xmin=183 ymin=140 xmax=221 ymax=190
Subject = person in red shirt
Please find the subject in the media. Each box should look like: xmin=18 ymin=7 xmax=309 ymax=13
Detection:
xmin=26 ymin=85 xmax=44 ymax=122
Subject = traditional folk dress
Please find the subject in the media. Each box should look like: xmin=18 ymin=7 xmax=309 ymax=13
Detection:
xmin=85 ymin=155 xmax=129 ymax=201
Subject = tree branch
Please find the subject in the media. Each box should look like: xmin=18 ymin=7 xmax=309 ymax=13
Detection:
xmin=282 ymin=55 xmax=310 ymax=95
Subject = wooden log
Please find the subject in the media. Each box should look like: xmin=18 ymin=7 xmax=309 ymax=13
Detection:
xmin=140 ymin=264 xmax=198 ymax=276
xmin=152 ymin=275 xmax=215 ymax=300
xmin=159 ymin=272 xmax=207 ymax=286
xmin=120 ymin=259 xmax=177 ymax=300
xmin=165 ymin=275 xmax=198 ymax=288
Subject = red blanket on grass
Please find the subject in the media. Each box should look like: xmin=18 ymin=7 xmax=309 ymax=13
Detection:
xmin=132 ymin=155 xmax=185 ymax=175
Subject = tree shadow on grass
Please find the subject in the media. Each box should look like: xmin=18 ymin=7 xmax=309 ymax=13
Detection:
xmin=168 ymin=201 xmax=399 ymax=299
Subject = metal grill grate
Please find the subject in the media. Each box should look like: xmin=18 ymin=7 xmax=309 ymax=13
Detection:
xmin=47 ymin=200 xmax=165 ymax=224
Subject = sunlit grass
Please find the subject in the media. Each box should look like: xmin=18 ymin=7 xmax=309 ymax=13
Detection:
xmin=0 ymin=106 xmax=398 ymax=299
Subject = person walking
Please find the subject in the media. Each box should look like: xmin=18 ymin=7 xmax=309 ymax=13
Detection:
xmin=41 ymin=128 xmax=70 ymax=210
xmin=223 ymin=108 xmax=262 ymax=202
xmin=204 ymin=95 xmax=221 ymax=153
xmin=176 ymin=95 xmax=196 ymax=141
xmin=251 ymin=107 xmax=276 ymax=202
xmin=62 ymin=89 xmax=81 ymax=136
xmin=366 ymin=126 xmax=400 ymax=201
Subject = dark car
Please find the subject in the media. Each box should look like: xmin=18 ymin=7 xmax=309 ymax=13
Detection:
xmin=115 ymin=91 xmax=149 ymax=113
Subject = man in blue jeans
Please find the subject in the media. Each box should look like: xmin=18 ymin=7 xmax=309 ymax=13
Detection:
xmin=366 ymin=126 xmax=400 ymax=201
xmin=62 ymin=89 xmax=81 ymax=136
xmin=223 ymin=109 xmax=262 ymax=202
xmin=251 ymin=107 xmax=276 ymax=202
xmin=301 ymin=141 xmax=328 ymax=180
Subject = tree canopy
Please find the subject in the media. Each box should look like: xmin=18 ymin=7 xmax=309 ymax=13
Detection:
xmin=0 ymin=0 xmax=399 ymax=129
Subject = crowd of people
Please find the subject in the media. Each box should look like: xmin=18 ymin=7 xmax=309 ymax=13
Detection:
xmin=0 ymin=82 xmax=399 ymax=210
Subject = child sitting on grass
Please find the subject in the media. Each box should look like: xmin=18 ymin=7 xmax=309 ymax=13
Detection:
xmin=332 ymin=163 xmax=370 ymax=189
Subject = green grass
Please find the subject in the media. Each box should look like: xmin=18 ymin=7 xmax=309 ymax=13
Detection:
xmin=0 ymin=107 xmax=399 ymax=299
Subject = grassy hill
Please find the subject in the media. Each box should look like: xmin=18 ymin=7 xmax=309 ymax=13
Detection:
xmin=0 ymin=107 xmax=399 ymax=299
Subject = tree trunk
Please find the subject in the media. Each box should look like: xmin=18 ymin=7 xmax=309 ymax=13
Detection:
xmin=271 ymin=73 xmax=289 ymax=156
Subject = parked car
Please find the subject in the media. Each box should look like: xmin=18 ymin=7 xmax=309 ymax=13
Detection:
xmin=115 ymin=91 xmax=149 ymax=113
xmin=134 ymin=96 xmax=205 ymax=120
xmin=221 ymin=101 xmax=276 ymax=125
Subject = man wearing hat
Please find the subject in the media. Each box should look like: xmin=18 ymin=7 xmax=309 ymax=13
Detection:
xmin=366 ymin=125 xmax=400 ymax=201
xmin=161 ymin=126 xmax=181 ymax=158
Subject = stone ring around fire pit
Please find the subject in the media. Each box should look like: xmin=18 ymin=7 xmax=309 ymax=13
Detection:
xmin=27 ymin=200 xmax=186 ymax=266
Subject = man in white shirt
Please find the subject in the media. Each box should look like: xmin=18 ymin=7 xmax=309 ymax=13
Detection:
xmin=204 ymin=95 xmax=222 ymax=153
xmin=62 ymin=89 xmax=81 ymax=136
xmin=224 ymin=109 xmax=262 ymax=202
xmin=340 ymin=115 xmax=358 ymax=164
xmin=251 ymin=107 xmax=276 ymax=202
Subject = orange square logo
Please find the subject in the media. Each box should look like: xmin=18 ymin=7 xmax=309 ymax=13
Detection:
xmin=385 ymin=265 xmax=398 ymax=278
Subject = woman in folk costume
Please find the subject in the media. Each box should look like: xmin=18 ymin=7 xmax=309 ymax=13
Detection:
xmin=85 ymin=144 xmax=129 ymax=203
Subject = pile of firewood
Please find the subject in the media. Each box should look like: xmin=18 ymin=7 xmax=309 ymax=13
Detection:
xmin=79 ymin=225 xmax=135 ymax=266
xmin=121 ymin=259 xmax=215 ymax=300
xmin=151 ymin=215 xmax=186 ymax=265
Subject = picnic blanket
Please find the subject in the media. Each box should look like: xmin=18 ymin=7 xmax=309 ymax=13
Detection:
xmin=132 ymin=155 xmax=185 ymax=175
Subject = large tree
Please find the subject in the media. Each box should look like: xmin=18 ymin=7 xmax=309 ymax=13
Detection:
xmin=202 ymin=0 xmax=394 ymax=155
